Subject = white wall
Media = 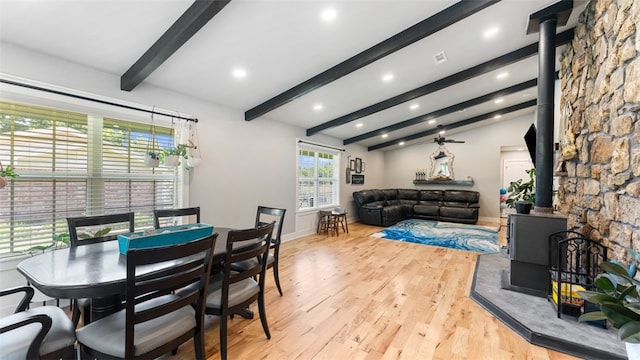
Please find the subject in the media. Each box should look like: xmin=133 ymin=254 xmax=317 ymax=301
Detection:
xmin=383 ymin=115 xmax=535 ymax=222
xmin=0 ymin=42 xmax=384 ymax=239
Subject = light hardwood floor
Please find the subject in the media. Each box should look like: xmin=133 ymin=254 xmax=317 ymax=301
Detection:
xmin=166 ymin=221 xmax=578 ymax=360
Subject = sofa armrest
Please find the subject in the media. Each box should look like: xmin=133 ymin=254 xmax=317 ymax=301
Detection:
xmin=358 ymin=205 xmax=384 ymax=226
xmin=361 ymin=204 xmax=383 ymax=210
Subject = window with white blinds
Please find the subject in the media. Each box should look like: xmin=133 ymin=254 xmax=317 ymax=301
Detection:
xmin=0 ymin=101 xmax=179 ymax=257
xmin=297 ymin=146 xmax=339 ymax=211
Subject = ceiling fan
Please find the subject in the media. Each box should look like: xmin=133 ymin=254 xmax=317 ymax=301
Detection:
xmin=434 ymin=128 xmax=465 ymax=146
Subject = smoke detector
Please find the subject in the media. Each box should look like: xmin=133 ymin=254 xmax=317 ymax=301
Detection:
xmin=433 ymin=51 xmax=447 ymax=64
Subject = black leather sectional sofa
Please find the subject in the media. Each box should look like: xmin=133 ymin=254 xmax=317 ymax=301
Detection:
xmin=352 ymin=189 xmax=480 ymax=227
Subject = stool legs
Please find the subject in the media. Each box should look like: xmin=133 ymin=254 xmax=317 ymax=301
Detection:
xmin=317 ymin=212 xmax=339 ymax=236
xmin=327 ymin=215 xmax=338 ymax=236
xmin=335 ymin=214 xmax=348 ymax=233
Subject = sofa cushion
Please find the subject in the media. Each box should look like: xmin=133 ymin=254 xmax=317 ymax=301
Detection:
xmin=398 ymin=189 xmax=419 ymax=201
xmin=440 ymin=206 xmax=478 ymax=220
xmin=443 ymin=201 xmax=473 ymax=208
xmin=414 ymin=204 xmax=439 ymax=216
xmin=419 ymin=190 xmax=443 ymax=202
xmin=381 ymin=205 xmax=402 ymax=226
xmin=398 ymin=190 xmax=419 ymax=210
xmin=383 ymin=189 xmax=399 ymax=205
xmin=443 ymin=190 xmax=479 ymax=204
xmin=418 ymin=200 xmax=441 ymax=207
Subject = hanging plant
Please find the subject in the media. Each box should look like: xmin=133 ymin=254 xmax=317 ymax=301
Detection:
xmin=144 ymin=111 xmax=161 ymax=168
xmin=161 ymin=144 xmax=188 ymax=167
xmin=0 ymin=160 xmax=18 ymax=189
xmin=161 ymin=116 xmax=187 ymax=167
xmin=186 ymin=120 xmax=201 ymax=168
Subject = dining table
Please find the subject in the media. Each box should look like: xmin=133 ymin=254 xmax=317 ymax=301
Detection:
xmin=17 ymin=226 xmax=237 ymax=322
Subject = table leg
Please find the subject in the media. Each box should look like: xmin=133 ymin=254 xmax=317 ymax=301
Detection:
xmin=90 ymin=294 xmax=123 ymax=321
xmin=235 ymin=308 xmax=254 ymax=319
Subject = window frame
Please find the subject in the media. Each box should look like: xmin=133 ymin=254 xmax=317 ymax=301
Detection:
xmin=0 ymin=100 xmax=185 ymax=258
xmin=296 ymin=142 xmax=340 ymax=212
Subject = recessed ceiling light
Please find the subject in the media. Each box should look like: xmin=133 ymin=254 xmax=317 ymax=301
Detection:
xmin=483 ymin=26 xmax=499 ymax=39
xmin=494 ymin=114 xmax=502 ymax=119
xmin=494 ymin=98 xmax=504 ymax=104
xmin=232 ymin=68 xmax=247 ymax=78
xmin=433 ymin=51 xmax=447 ymax=64
xmin=355 ymin=123 xmax=363 ymax=128
xmin=399 ymin=141 xmax=405 ymax=146
xmin=381 ymin=134 xmax=388 ymax=138
xmin=439 ymin=130 xmax=445 ymax=135
xmin=410 ymin=104 xmax=419 ymax=110
xmin=382 ymin=73 xmax=394 ymax=82
xmin=321 ymin=8 xmax=337 ymax=22
xmin=313 ymin=104 xmax=323 ymax=111
xmin=428 ymin=119 xmax=436 ymax=124
xmin=496 ymin=72 xmax=509 ymax=80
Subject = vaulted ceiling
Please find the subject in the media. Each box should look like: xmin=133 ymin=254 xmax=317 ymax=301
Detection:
xmin=0 ymin=0 xmax=587 ymax=151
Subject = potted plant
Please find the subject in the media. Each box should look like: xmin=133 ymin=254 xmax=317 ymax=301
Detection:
xmin=506 ymin=168 xmax=535 ymax=214
xmin=186 ymin=143 xmax=201 ymax=168
xmin=0 ymin=161 xmax=18 ymax=189
xmin=26 ymin=232 xmax=70 ymax=255
xmin=578 ymin=261 xmax=640 ymax=358
xmin=144 ymin=151 xmax=161 ymax=168
xmin=161 ymin=144 xmax=187 ymax=167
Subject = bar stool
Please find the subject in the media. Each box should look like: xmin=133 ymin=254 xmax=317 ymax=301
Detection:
xmin=332 ymin=207 xmax=348 ymax=234
xmin=317 ymin=210 xmax=339 ymax=236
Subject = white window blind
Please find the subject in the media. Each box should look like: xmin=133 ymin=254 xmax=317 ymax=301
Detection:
xmin=0 ymin=101 xmax=179 ymax=257
xmin=297 ymin=145 xmax=339 ymax=210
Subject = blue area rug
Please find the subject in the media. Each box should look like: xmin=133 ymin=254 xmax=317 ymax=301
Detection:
xmin=372 ymin=219 xmax=499 ymax=254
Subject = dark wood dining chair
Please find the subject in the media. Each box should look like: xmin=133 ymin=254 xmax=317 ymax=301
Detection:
xmin=203 ymin=222 xmax=274 ymax=360
xmin=75 ymin=233 xmax=217 ymax=359
xmin=153 ymin=206 xmax=201 ymax=229
xmin=67 ymin=212 xmax=135 ymax=247
xmin=67 ymin=212 xmax=135 ymax=326
xmin=232 ymin=206 xmax=287 ymax=295
xmin=0 ymin=286 xmax=76 ymax=359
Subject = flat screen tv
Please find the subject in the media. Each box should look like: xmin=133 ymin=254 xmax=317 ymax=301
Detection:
xmin=524 ymin=124 xmax=536 ymax=167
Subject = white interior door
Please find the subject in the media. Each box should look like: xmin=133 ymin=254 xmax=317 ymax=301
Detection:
xmin=503 ymin=158 xmax=533 ymax=188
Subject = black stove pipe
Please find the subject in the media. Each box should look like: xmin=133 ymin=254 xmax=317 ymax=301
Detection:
xmin=534 ymin=16 xmax=557 ymax=212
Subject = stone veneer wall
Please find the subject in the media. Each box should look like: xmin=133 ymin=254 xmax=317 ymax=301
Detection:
xmin=557 ymin=0 xmax=639 ymax=261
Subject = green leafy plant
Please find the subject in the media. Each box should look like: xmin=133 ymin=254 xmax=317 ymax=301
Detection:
xmin=506 ymin=168 xmax=536 ymax=208
xmin=0 ymin=164 xmax=18 ymax=178
xmin=147 ymin=151 xmax=160 ymax=160
xmin=578 ymin=261 xmax=640 ymax=343
xmin=161 ymin=144 xmax=188 ymax=160
xmin=78 ymin=227 xmax=111 ymax=239
xmin=52 ymin=232 xmax=71 ymax=247
xmin=26 ymin=232 xmax=71 ymax=255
